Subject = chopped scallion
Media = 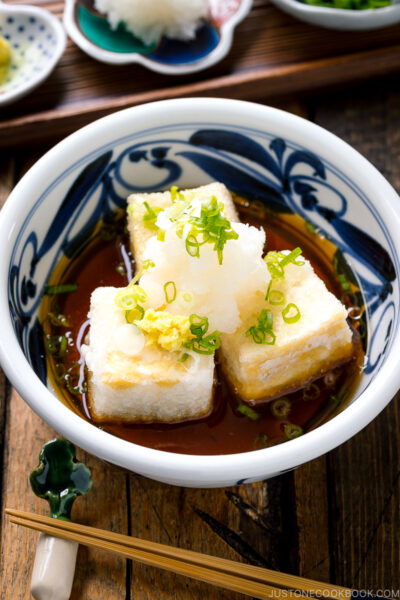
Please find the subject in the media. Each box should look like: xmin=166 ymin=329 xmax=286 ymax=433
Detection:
xmin=305 ymin=221 xmax=317 ymax=234
xmin=279 ymin=247 xmax=304 ymax=267
xmin=48 ymin=312 xmax=70 ymax=327
xmin=185 ymin=234 xmax=200 ymax=258
xmin=164 ymin=281 xmax=177 ymax=304
xmin=253 ymin=433 xmax=269 ymax=450
xmin=142 ymin=201 xmax=162 ymax=231
xmin=282 ymin=303 xmax=301 ymax=324
xmin=237 ymin=403 xmax=260 ymax=421
xmin=170 ymin=185 xmax=184 ymax=202
xmin=284 ymin=423 xmax=303 ymax=440
xmin=338 ymin=273 xmax=350 ymax=292
xmin=184 ymin=313 xmax=221 ymax=355
xmin=271 ymin=398 xmax=291 ymax=418
xmin=125 ymin=305 xmax=144 ymax=323
xmin=246 ymin=309 xmax=276 ymax=345
xmin=302 ymin=383 xmax=320 ymax=401
xmin=45 ymin=284 xmax=78 ymax=295
xmin=268 ymin=289 xmax=285 ymax=306
xmin=175 ymin=195 xmax=238 ymax=264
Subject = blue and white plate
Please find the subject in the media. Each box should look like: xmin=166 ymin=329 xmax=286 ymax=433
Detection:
xmin=63 ymin=0 xmax=252 ymax=74
xmin=0 ymin=2 xmax=66 ymax=107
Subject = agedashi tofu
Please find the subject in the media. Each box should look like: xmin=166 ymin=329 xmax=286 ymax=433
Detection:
xmin=220 ymin=257 xmax=354 ymax=403
xmin=81 ymin=287 xmax=215 ymax=423
xmin=83 ymin=181 xmax=355 ymax=426
xmin=126 ymin=182 xmax=354 ymax=406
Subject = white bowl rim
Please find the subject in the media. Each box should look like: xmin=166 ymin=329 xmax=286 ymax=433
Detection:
xmin=62 ymin=0 xmax=253 ymax=74
xmin=1 ymin=97 xmax=400 ymax=486
xmin=269 ymin=0 xmax=400 ymax=29
xmin=0 ymin=3 xmax=66 ymax=107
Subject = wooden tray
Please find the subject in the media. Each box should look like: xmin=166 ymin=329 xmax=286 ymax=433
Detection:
xmin=2 ymin=0 xmax=400 ymax=147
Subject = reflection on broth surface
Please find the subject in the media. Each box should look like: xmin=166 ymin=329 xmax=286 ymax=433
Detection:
xmin=40 ymin=197 xmax=365 ymax=456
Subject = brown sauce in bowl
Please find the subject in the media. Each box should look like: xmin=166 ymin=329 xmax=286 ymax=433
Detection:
xmin=41 ymin=198 xmax=366 ymax=455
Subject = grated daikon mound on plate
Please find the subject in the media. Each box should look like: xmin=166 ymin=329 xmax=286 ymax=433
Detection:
xmin=93 ymin=0 xmax=210 ymax=46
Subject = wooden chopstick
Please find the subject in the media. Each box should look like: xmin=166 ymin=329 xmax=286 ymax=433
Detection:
xmin=8 ymin=514 xmax=287 ymax=600
xmin=6 ymin=508 xmax=351 ymax=599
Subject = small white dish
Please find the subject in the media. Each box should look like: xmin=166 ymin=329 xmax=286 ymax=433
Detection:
xmin=269 ymin=0 xmax=400 ymax=30
xmin=63 ymin=0 xmax=253 ymax=75
xmin=0 ymin=1 xmax=66 ymax=107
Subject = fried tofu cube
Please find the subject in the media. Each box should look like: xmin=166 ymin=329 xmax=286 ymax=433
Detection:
xmin=82 ymin=287 xmax=215 ymax=423
xmin=127 ymin=182 xmax=239 ymax=269
xmin=220 ymin=259 xmax=354 ymax=403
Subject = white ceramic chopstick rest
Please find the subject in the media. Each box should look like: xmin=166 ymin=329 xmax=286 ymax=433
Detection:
xmin=29 ymin=439 xmax=92 ymax=600
xmin=31 ymin=534 xmax=78 ymax=600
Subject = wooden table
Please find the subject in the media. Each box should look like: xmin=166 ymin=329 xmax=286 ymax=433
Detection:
xmin=1 ymin=24 xmax=400 ymax=600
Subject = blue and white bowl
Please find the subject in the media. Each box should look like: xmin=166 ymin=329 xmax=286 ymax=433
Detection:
xmin=0 ymin=2 xmax=66 ymax=107
xmin=0 ymin=98 xmax=399 ymax=487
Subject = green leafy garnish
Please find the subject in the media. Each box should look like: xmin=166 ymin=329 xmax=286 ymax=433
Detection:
xmin=143 ymin=201 xmax=162 ymax=231
xmin=48 ymin=313 xmax=70 ymax=327
xmin=279 ymin=247 xmax=304 ymax=267
xmin=338 ymin=273 xmax=351 ymax=292
xmin=303 ymin=383 xmax=320 ymax=401
xmin=282 ymin=303 xmax=301 ymax=324
xmin=185 ymin=234 xmax=200 ymax=258
xmin=265 ymin=281 xmax=285 ymax=306
xmin=253 ymin=433 xmax=269 ymax=450
xmin=164 ymin=281 xmax=177 ymax=304
xmin=45 ymin=335 xmax=69 ymax=357
xmin=125 ymin=305 xmax=145 ymax=323
xmin=178 ymin=352 xmax=189 ymax=363
xmin=271 ymin=398 xmax=291 ymax=418
xmin=264 ymin=247 xmax=304 ymax=279
xmin=178 ymin=195 xmax=238 ymax=265
xmin=115 ymin=260 xmax=154 ymax=315
xmin=283 ymin=424 xmax=303 ymax=440
xmin=300 ymin=0 xmax=390 ymax=9
xmin=264 ymin=253 xmax=285 ymax=280
xmin=170 ymin=185 xmax=184 ymax=202
xmin=45 ymin=284 xmax=78 ymax=295
xmin=237 ymin=403 xmax=260 ymax=421
xmin=184 ymin=314 xmax=221 ymax=355
xmin=305 ymin=221 xmax=317 ymax=234
xmin=30 ymin=439 xmax=92 ymax=521
xmin=246 ymin=309 xmax=276 ymax=345
xmin=115 ymin=285 xmax=147 ymax=310
xmin=330 ymin=388 xmax=349 ymax=410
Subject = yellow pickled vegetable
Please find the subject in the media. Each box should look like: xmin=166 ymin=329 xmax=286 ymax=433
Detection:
xmin=0 ymin=37 xmax=11 ymax=85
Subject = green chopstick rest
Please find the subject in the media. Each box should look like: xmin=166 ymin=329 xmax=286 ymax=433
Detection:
xmin=29 ymin=439 xmax=92 ymax=600
xmin=30 ymin=438 xmax=92 ymax=520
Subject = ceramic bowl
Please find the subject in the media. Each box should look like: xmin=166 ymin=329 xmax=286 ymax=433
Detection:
xmin=63 ymin=0 xmax=252 ymax=74
xmin=269 ymin=0 xmax=400 ymax=30
xmin=1 ymin=98 xmax=400 ymax=487
xmin=0 ymin=2 xmax=66 ymax=107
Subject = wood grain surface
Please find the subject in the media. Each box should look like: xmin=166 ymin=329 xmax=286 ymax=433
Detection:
xmin=1 ymin=80 xmax=400 ymax=599
xmin=1 ymin=0 xmax=400 ymax=147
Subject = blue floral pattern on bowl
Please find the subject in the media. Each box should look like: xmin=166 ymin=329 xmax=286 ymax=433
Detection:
xmin=0 ymin=3 xmax=66 ymax=106
xmin=8 ymin=122 xmax=399 ymax=407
